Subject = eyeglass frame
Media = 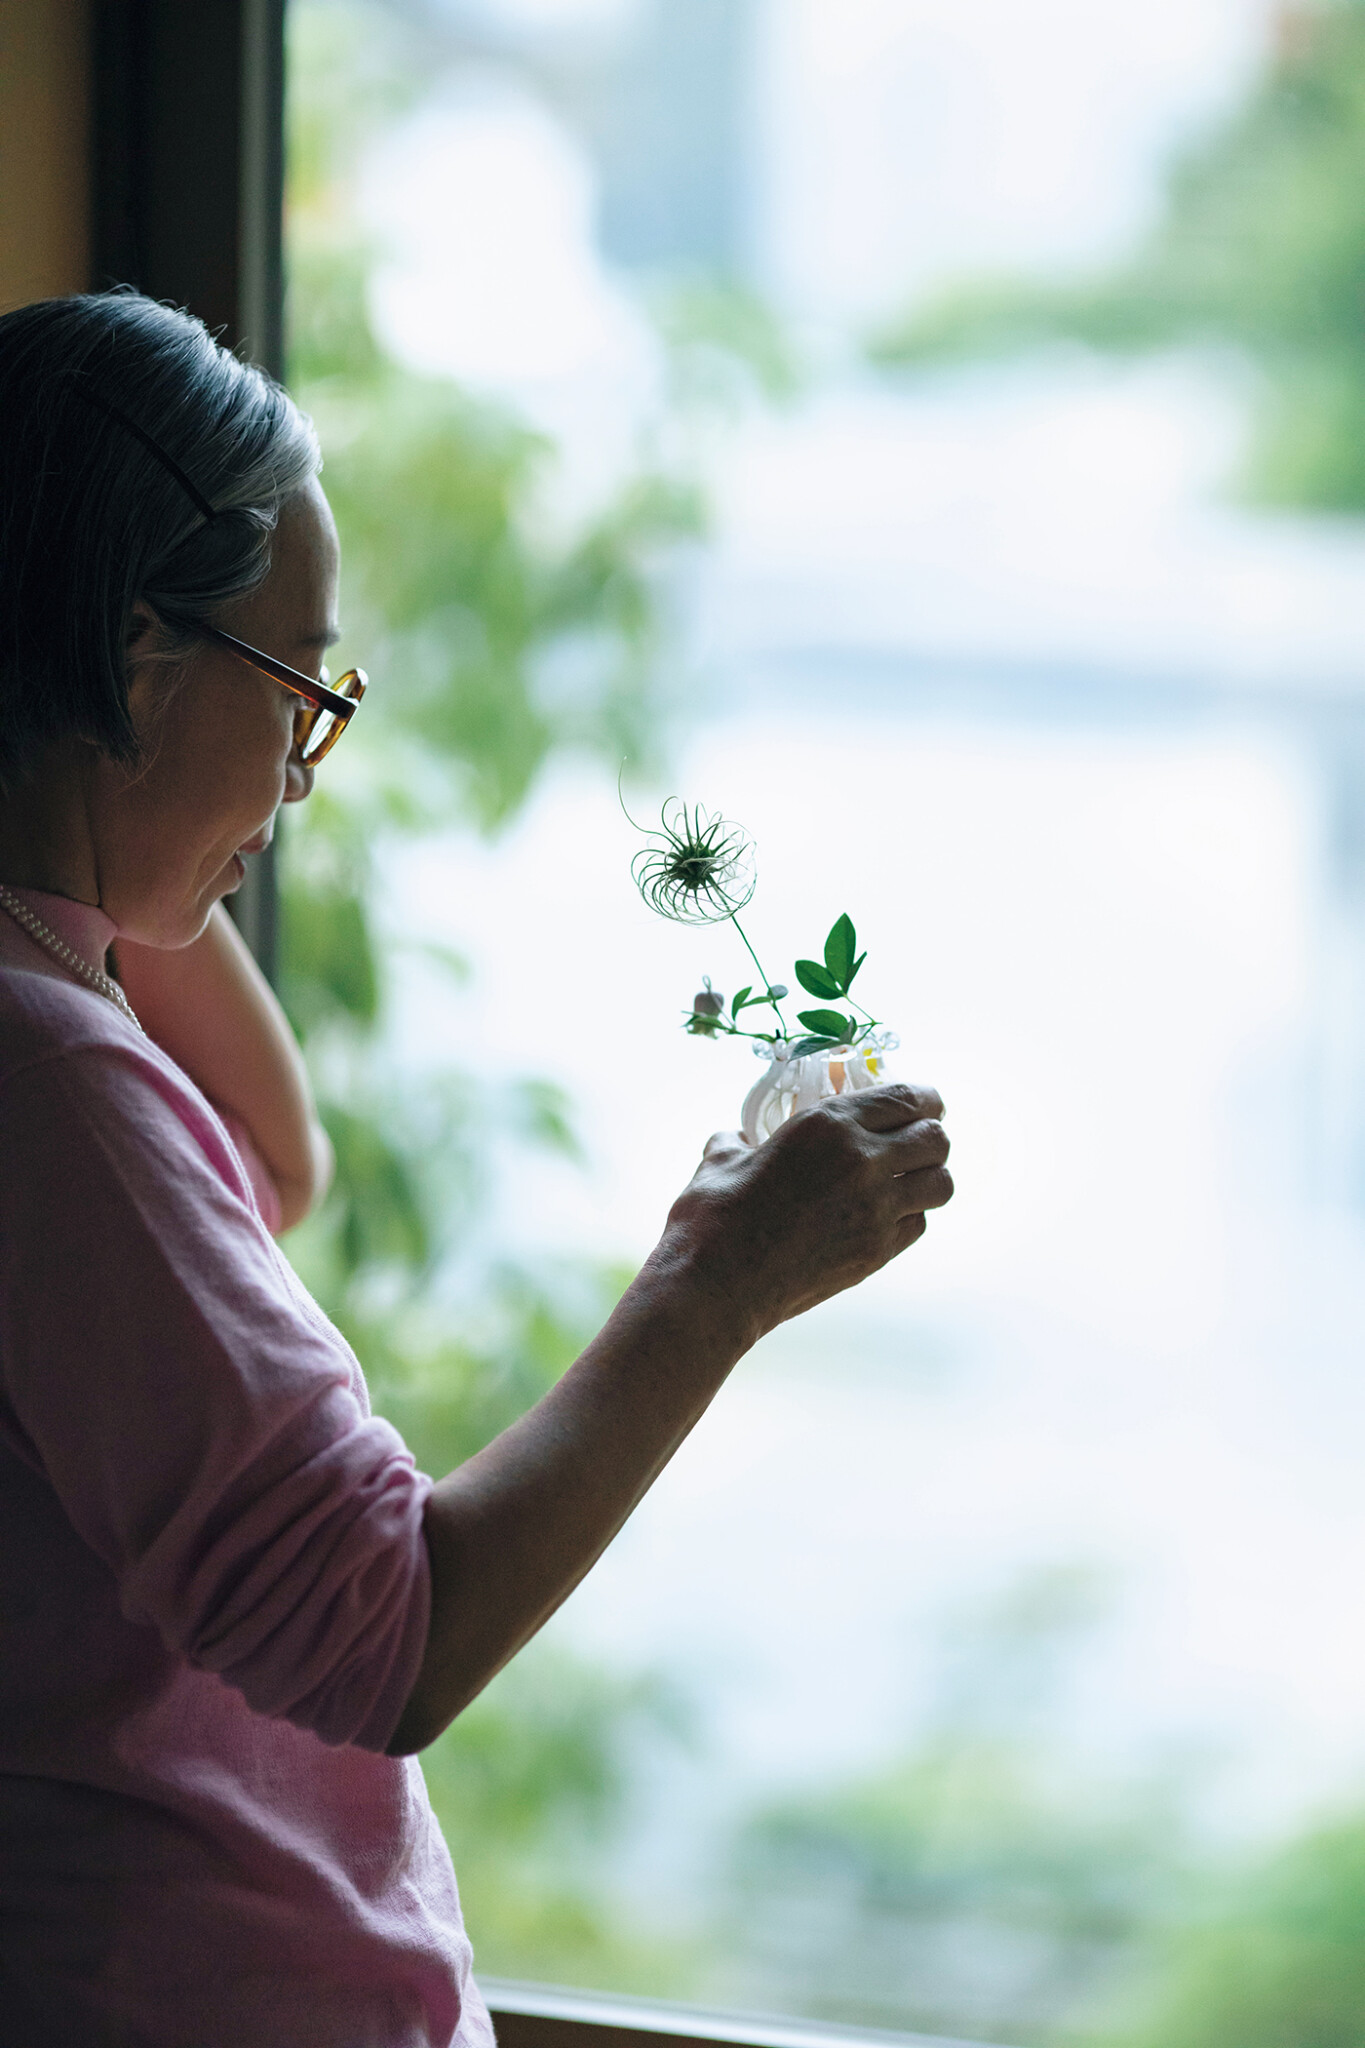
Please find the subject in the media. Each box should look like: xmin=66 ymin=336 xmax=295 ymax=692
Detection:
xmin=193 ymin=622 xmax=368 ymax=765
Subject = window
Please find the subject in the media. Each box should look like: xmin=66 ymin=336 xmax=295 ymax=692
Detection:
xmin=285 ymin=3 xmax=1365 ymax=2042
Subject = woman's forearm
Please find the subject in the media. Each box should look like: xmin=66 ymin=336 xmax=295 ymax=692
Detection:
xmin=388 ymin=1088 xmax=953 ymax=1755
xmin=389 ymin=1240 xmax=751 ymax=1752
xmin=387 ymin=1236 xmax=753 ymax=1755
xmin=113 ymin=905 xmax=332 ymax=1231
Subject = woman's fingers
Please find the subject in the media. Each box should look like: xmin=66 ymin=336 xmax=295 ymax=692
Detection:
xmin=702 ymin=1129 xmax=749 ymax=1164
xmin=705 ymin=1083 xmax=942 ymax=1164
xmin=891 ymin=1208 xmax=929 ymax=1253
xmin=882 ymin=1115 xmax=951 ymax=1177
xmin=889 ymin=1157 xmax=955 ymax=1219
xmin=666 ymin=1079 xmax=954 ymax=1339
xmin=848 ymin=1081 xmax=945 ymax=1131
xmin=871 ymin=1114 xmax=952 ymax=1222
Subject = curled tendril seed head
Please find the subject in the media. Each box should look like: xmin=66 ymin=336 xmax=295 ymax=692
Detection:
xmin=630 ymin=800 xmax=756 ymax=925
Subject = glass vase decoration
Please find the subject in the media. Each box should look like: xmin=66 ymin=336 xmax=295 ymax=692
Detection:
xmin=740 ymin=1031 xmax=898 ymax=1145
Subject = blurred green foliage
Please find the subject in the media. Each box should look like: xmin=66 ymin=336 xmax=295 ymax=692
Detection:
xmin=423 ymin=1644 xmax=699 ymax=1993
xmin=1118 ymin=1815 xmax=1365 ymax=2048
xmin=711 ymin=1568 xmax=1190 ymax=2045
xmin=283 ymin=0 xmax=700 ymax=1322
xmin=287 ymin=2 xmax=699 ymax=838
xmin=282 ymin=0 xmax=700 ymax=1983
xmin=646 ymin=274 xmax=805 ymax=415
xmin=871 ymin=0 xmax=1365 ymax=509
xmin=867 ymin=16 xmax=1365 ymax=2032
xmin=723 ymin=1740 xmax=1183 ymax=2046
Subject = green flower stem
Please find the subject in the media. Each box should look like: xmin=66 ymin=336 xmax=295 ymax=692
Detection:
xmin=688 ymin=1015 xmax=776 ymax=1044
xmin=728 ymin=911 xmax=789 ymax=1037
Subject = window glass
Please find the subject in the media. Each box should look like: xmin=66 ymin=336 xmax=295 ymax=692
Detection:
xmin=285 ymin=3 xmax=1365 ymax=2038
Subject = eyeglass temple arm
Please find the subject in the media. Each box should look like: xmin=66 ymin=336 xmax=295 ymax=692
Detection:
xmin=198 ymin=623 xmax=359 ymax=719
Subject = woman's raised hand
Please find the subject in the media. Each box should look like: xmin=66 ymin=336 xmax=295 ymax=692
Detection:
xmin=661 ymin=1083 xmax=952 ymax=1344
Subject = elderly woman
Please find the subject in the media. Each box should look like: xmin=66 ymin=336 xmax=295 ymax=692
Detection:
xmin=0 ymin=293 xmax=952 ymax=2048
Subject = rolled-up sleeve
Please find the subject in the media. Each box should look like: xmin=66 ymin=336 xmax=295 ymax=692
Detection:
xmin=0 ymin=1044 xmax=431 ymax=1753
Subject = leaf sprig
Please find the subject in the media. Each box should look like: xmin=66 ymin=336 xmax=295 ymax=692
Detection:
xmin=789 ymin=912 xmax=871 ymax=1053
xmin=685 ymin=910 xmax=880 ymax=1053
xmin=627 ymin=796 xmax=883 ymax=1053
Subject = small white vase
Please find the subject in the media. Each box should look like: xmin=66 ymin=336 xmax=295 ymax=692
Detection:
xmin=740 ymin=1032 xmax=898 ymax=1146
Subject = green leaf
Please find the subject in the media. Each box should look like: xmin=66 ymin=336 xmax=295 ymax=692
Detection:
xmin=731 ymin=984 xmax=753 ymax=1016
xmin=788 ymin=1034 xmax=842 ymax=1057
xmin=824 ymin=914 xmax=857 ymax=988
xmin=795 ymin=959 xmax=842 ymax=999
xmin=797 ymin=1008 xmax=855 ymax=1038
xmin=847 ymin=949 xmax=867 ymax=987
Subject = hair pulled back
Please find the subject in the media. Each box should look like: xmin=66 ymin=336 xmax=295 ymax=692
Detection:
xmin=0 ymin=291 xmax=320 ymax=792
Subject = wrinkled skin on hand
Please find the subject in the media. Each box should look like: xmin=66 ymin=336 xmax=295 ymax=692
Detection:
xmin=663 ymin=1083 xmax=952 ymax=1344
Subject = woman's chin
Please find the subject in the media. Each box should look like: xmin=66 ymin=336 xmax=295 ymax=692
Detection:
xmin=114 ymin=902 xmax=216 ymax=950
xmin=112 ymin=852 xmax=252 ymax=949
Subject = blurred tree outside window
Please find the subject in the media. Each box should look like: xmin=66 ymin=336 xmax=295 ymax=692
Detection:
xmin=282 ymin=0 xmax=708 ymax=1991
xmin=871 ymin=0 xmax=1365 ymax=516
xmin=284 ymin=0 xmax=804 ymax=1997
xmin=282 ymin=1 xmax=1365 ymax=2041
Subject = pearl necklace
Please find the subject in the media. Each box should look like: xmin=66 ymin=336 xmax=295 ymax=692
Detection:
xmin=0 ymin=883 xmax=143 ymax=1032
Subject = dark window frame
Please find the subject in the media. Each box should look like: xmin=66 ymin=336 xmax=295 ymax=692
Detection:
xmin=91 ymin=0 xmax=286 ymax=976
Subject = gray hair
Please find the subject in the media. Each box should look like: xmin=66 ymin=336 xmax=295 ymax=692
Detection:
xmin=0 ymin=291 xmax=321 ymax=791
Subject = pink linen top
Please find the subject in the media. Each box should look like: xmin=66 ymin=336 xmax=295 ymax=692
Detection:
xmin=0 ymin=890 xmax=492 ymax=2048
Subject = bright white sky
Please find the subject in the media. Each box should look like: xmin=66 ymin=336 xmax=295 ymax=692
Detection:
xmin=755 ymin=0 xmax=1274 ymax=317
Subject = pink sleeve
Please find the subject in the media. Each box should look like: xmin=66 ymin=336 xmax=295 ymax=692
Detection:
xmin=0 ymin=1044 xmax=431 ymax=1753
xmin=213 ymin=1105 xmax=285 ymax=1236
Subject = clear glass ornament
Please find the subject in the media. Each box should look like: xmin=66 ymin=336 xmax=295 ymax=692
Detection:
xmin=740 ymin=1031 xmax=899 ymax=1145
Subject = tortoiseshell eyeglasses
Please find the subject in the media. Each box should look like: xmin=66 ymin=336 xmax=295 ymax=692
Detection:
xmin=195 ymin=623 xmax=368 ymax=766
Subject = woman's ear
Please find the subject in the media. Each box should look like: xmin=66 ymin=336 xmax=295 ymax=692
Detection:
xmin=123 ymin=602 xmax=184 ymax=745
xmin=125 ymin=601 xmax=162 ymax=662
